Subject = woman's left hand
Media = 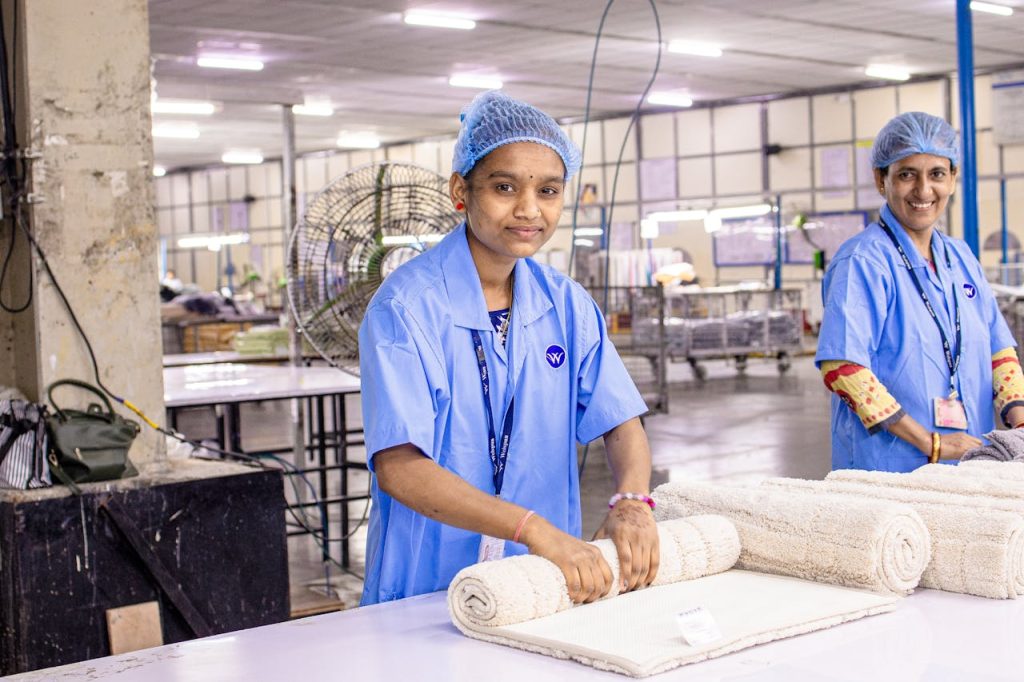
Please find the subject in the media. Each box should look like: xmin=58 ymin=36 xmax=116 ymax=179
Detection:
xmin=592 ymin=499 xmax=660 ymax=593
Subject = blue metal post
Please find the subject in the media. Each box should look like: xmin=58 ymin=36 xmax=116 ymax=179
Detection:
xmin=774 ymin=195 xmax=783 ymax=290
xmin=956 ymin=0 xmax=980 ymax=255
xmin=1002 ymin=178 xmax=1009 ymax=265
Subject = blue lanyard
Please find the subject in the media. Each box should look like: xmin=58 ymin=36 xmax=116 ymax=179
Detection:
xmin=879 ymin=217 xmax=961 ymax=395
xmin=471 ymin=329 xmax=515 ymax=496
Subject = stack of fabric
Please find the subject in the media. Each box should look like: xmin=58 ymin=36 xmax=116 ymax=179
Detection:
xmin=762 ymin=474 xmax=1024 ymax=600
xmin=231 ymin=325 xmax=290 ymax=355
xmin=961 ymin=428 xmax=1024 ymax=462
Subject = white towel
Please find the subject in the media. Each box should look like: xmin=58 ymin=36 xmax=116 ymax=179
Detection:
xmin=937 ymin=460 xmax=1024 ymax=481
xmin=828 ymin=468 xmax=1024 ymax=502
xmin=763 ymin=477 xmax=1024 ymax=599
xmin=448 ymin=515 xmax=740 ymax=630
xmin=652 ymin=481 xmax=929 ymax=595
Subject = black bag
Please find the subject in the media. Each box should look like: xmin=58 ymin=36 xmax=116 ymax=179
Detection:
xmin=0 ymin=399 xmax=52 ymax=489
xmin=46 ymin=379 xmax=140 ymax=489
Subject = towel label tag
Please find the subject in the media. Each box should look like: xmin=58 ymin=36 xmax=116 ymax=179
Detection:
xmin=676 ymin=606 xmax=722 ymax=647
xmin=478 ymin=535 xmax=505 ymax=563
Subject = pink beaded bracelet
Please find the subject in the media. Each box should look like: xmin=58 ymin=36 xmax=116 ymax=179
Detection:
xmin=608 ymin=492 xmax=656 ymax=510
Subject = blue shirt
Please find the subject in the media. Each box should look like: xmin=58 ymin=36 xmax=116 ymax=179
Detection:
xmin=816 ymin=204 xmax=1015 ymax=473
xmin=358 ymin=223 xmax=648 ymax=605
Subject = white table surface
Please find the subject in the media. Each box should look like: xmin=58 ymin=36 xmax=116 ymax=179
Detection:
xmin=163 ymin=363 xmax=361 ymax=408
xmin=9 ymin=587 xmax=1021 ymax=682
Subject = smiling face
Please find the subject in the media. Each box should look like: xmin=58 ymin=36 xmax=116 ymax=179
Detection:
xmin=449 ymin=142 xmax=566 ymax=272
xmin=874 ymin=153 xmax=957 ymax=236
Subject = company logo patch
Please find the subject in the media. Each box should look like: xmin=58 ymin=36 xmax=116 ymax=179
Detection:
xmin=963 ymin=283 xmax=977 ymax=300
xmin=545 ymin=345 xmax=566 ymax=369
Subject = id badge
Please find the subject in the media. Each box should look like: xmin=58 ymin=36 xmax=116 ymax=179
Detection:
xmin=933 ymin=396 xmax=968 ymax=430
xmin=477 ymin=534 xmax=505 ymax=563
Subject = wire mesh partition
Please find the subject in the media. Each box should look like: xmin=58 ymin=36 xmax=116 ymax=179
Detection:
xmin=587 ymin=285 xmax=668 ymax=415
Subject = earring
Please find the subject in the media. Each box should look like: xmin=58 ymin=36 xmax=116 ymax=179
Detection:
xmin=455 ymin=202 xmax=464 ymax=211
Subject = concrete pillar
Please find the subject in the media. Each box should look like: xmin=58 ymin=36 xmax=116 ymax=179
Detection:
xmin=0 ymin=0 xmax=164 ymax=465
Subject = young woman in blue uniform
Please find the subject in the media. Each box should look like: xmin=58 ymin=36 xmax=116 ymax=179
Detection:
xmin=358 ymin=90 xmax=660 ymax=605
xmin=817 ymin=112 xmax=1024 ymax=472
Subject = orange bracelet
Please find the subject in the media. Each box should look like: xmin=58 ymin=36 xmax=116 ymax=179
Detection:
xmin=512 ymin=510 xmax=535 ymax=544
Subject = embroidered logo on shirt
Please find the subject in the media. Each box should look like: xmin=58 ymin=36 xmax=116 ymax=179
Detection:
xmin=545 ymin=345 xmax=566 ymax=368
xmin=963 ymin=283 xmax=977 ymax=299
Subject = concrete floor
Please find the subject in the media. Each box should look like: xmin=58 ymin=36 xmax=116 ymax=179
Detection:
xmin=175 ymin=353 xmax=833 ymax=615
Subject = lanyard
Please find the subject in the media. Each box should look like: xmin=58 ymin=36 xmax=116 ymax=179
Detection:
xmin=878 ymin=217 xmax=961 ymax=395
xmin=471 ymin=329 xmax=515 ymax=496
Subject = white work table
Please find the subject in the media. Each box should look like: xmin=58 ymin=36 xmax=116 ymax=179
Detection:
xmin=10 ymin=588 xmax=1021 ymax=681
xmin=163 ymin=363 xmax=361 ymax=408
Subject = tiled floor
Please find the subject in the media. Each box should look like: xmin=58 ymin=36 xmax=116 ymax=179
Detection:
xmin=174 ymin=353 xmax=833 ymax=615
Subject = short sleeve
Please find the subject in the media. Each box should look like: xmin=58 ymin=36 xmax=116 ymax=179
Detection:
xmin=358 ymin=299 xmax=441 ymax=470
xmin=816 ymin=255 xmax=891 ymax=368
xmin=575 ymin=294 xmax=648 ymax=444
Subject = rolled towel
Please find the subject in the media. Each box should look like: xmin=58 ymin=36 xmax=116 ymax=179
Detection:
xmin=652 ymin=481 xmax=929 ymax=595
xmin=763 ymin=477 xmax=1024 ymax=599
xmin=828 ymin=468 xmax=1024 ymax=502
xmin=958 ymin=460 xmax=1024 ymax=480
xmin=961 ymin=444 xmax=1010 ymax=462
xmin=961 ymin=429 xmax=1024 ymax=462
xmin=447 ymin=515 xmax=740 ymax=631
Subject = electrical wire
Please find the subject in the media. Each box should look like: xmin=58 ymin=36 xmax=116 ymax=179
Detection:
xmin=570 ymin=0 xmax=663 ymax=479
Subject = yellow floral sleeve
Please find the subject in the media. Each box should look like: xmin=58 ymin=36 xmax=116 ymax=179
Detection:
xmin=820 ymin=360 xmax=905 ymax=434
xmin=992 ymin=347 xmax=1024 ymax=426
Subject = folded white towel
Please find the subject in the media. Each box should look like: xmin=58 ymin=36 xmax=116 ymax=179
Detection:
xmin=828 ymin=468 xmax=1024 ymax=502
xmin=652 ymin=481 xmax=929 ymax=595
xmin=763 ymin=477 xmax=1024 ymax=599
xmin=939 ymin=460 xmax=1024 ymax=481
xmin=447 ymin=515 xmax=740 ymax=630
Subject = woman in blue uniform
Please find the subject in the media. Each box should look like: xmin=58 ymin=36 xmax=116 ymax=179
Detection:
xmin=358 ymin=90 xmax=660 ymax=606
xmin=817 ymin=111 xmax=1024 ymax=472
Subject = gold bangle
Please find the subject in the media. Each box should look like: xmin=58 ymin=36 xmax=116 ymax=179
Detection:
xmin=929 ymin=432 xmax=941 ymax=464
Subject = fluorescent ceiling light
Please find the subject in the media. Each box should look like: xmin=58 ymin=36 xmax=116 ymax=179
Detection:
xmin=152 ymin=99 xmax=216 ymax=115
xmin=449 ymin=74 xmax=504 ymax=90
xmin=381 ymin=233 xmax=446 ymax=246
xmin=971 ymin=1 xmax=1014 ymax=15
xmin=710 ymin=204 xmax=773 ymax=219
xmin=152 ymin=122 xmax=200 ymax=139
xmin=646 ymin=209 xmax=708 ymax=222
xmin=640 ymin=219 xmax=659 ymax=240
xmin=153 ymin=165 xmax=167 ymax=177
xmin=865 ymin=64 xmax=910 ymax=81
xmin=647 ymin=91 xmax=693 ymax=108
xmin=574 ymin=238 xmax=595 ymax=247
xmin=221 ymin=150 xmax=264 ymax=164
xmin=573 ymin=227 xmax=604 ymax=237
xmin=667 ymin=40 xmax=723 ymax=58
xmin=336 ymin=133 xmax=381 ymax=149
xmin=197 ymin=55 xmax=264 ymax=71
xmin=292 ymin=102 xmax=334 ymax=117
xmin=177 ymin=233 xmax=251 ymax=250
xmin=403 ymin=11 xmax=476 ymax=29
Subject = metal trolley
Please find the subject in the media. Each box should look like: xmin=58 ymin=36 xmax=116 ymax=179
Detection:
xmin=632 ymin=285 xmax=805 ymax=380
xmin=587 ymin=285 xmax=669 ymax=415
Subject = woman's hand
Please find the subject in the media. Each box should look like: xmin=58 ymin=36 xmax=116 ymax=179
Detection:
xmin=938 ymin=432 xmax=982 ymax=460
xmin=592 ymin=499 xmax=660 ymax=593
xmin=521 ymin=517 xmax=614 ymax=604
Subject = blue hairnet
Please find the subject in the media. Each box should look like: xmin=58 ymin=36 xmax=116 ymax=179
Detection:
xmin=452 ymin=90 xmax=581 ymax=180
xmin=870 ymin=111 xmax=960 ymax=169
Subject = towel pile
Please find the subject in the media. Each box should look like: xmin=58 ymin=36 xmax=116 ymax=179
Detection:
xmin=961 ymin=429 xmax=1024 ymax=462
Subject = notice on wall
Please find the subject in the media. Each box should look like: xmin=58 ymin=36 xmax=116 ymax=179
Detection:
xmin=819 ymin=147 xmax=850 ymax=198
xmin=786 ymin=212 xmax=867 ymax=263
xmin=993 ymin=69 xmax=1024 ymax=146
xmin=712 ymin=217 xmax=777 ymax=266
xmin=610 ymin=222 xmax=635 ymax=251
xmin=639 ymin=158 xmax=678 ymax=201
xmin=229 ymin=202 xmax=249 ymax=231
xmin=854 ymin=144 xmax=875 ymax=186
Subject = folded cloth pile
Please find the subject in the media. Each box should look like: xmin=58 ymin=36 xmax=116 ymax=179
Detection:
xmin=961 ymin=428 xmax=1024 ymax=462
xmin=448 ymin=515 xmax=740 ymax=630
xmin=652 ymin=481 xmax=929 ymax=595
xmin=763 ymin=476 xmax=1024 ymax=599
xmin=956 ymin=460 xmax=1024 ymax=480
xmin=828 ymin=468 xmax=1024 ymax=503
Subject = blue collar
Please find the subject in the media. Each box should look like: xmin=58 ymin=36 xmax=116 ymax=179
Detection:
xmin=440 ymin=222 xmax=553 ymax=330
